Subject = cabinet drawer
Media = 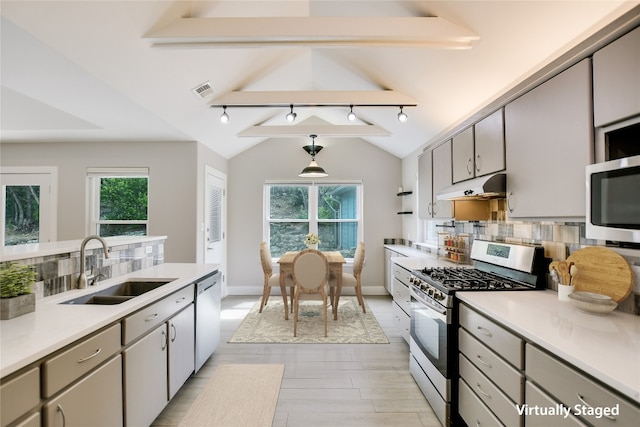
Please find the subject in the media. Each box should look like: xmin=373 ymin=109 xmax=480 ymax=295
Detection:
xmin=525 ymin=382 xmax=588 ymax=427
xmin=123 ymin=284 xmax=194 ymax=345
xmin=12 ymin=412 xmax=39 ymax=427
xmin=43 ymin=355 xmax=123 ymax=427
xmin=392 ymin=263 xmax=411 ymax=286
xmin=0 ymin=367 xmax=39 ymax=427
xmin=459 ymin=354 xmax=522 ymax=427
xmin=459 ymin=376 xmax=505 ymax=427
xmin=459 ymin=304 xmax=523 ymax=368
xmin=42 ymin=323 xmax=121 ymax=398
xmin=392 ymin=301 xmax=410 ymax=343
xmin=526 ymin=343 xmax=640 ymax=427
xmin=392 ymin=278 xmax=410 ymax=314
xmin=459 ymin=328 xmax=523 ymax=403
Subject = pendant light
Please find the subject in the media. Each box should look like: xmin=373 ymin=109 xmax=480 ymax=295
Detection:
xmin=299 ymin=134 xmax=328 ymax=177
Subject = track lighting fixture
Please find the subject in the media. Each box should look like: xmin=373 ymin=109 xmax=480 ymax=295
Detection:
xmin=220 ymin=106 xmax=229 ymax=124
xmin=347 ymin=105 xmax=357 ymax=122
xmin=397 ymin=106 xmax=408 ymax=123
xmin=286 ymin=104 xmax=297 ymax=122
xmin=299 ymin=134 xmax=328 ymax=178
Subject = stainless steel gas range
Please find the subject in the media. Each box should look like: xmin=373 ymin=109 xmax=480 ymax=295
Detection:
xmin=408 ymin=240 xmax=549 ymax=426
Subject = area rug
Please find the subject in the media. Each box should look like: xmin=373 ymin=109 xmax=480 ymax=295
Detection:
xmin=178 ymin=364 xmax=284 ymax=427
xmin=229 ymin=296 xmax=389 ymax=344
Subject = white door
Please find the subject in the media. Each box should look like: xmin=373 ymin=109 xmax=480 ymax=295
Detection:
xmin=204 ymin=167 xmax=226 ymax=292
xmin=1 ymin=167 xmax=57 ymax=246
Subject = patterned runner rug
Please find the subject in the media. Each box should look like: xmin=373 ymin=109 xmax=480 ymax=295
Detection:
xmin=178 ymin=364 xmax=284 ymax=427
xmin=229 ymin=296 xmax=389 ymax=344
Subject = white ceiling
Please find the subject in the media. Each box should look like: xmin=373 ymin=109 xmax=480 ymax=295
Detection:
xmin=1 ymin=1 xmax=638 ymax=159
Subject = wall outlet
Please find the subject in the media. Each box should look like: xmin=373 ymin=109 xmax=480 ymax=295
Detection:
xmin=146 ymin=246 xmax=153 ymax=254
xmin=631 ymin=264 xmax=640 ymax=295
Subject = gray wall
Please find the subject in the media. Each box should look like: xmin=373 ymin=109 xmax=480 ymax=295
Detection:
xmin=227 ymin=136 xmax=403 ymax=294
xmin=1 ymin=141 xmax=227 ymax=263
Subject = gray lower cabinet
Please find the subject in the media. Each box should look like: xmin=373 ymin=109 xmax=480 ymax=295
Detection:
xmin=43 ymin=356 xmax=123 ymax=427
xmin=0 ymin=367 xmax=40 ymax=427
xmin=458 ymin=304 xmax=524 ymax=427
xmin=168 ymin=304 xmax=195 ymax=399
xmin=505 ymin=58 xmax=592 ymax=218
xmin=124 ymin=324 xmax=168 ymax=427
xmin=525 ymin=382 xmax=587 ymax=427
xmin=391 ymin=262 xmax=411 ymax=343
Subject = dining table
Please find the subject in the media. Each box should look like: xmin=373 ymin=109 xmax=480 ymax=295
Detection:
xmin=277 ymin=250 xmax=346 ymax=320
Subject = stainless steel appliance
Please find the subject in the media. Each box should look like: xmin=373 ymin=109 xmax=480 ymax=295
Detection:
xmin=409 ymin=240 xmax=548 ymax=426
xmin=195 ymin=270 xmax=221 ymax=372
xmin=586 ymin=154 xmax=640 ymax=246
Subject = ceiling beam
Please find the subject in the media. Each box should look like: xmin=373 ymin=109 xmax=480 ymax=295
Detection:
xmin=237 ymin=124 xmax=391 ymax=138
xmin=144 ymin=16 xmax=479 ymax=49
xmin=210 ymin=90 xmax=417 ymax=107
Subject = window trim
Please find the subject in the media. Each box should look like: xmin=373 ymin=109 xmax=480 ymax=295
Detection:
xmin=86 ymin=167 xmax=149 ymax=236
xmin=263 ymin=181 xmax=363 ymax=260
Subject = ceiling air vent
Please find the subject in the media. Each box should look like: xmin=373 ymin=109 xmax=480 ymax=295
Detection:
xmin=192 ymin=81 xmax=213 ymax=99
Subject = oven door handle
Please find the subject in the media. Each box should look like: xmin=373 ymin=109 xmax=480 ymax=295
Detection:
xmin=410 ymin=288 xmax=448 ymax=320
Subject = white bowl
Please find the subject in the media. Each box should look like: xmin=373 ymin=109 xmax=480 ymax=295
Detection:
xmin=570 ymin=291 xmax=613 ymax=305
xmin=568 ymin=293 xmax=617 ymax=315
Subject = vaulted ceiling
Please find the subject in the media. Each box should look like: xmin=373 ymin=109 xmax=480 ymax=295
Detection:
xmin=1 ymin=1 xmax=638 ymax=159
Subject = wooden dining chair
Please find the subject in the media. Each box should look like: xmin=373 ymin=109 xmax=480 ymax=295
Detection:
xmin=331 ymin=242 xmax=366 ymax=313
xmin=291 ymin=249 xmax=329 ymax=337
xmin=259 ymin=242 xmax=293 ymax=313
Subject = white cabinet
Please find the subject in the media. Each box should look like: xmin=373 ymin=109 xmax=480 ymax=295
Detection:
xmin=453 ymin=110 xmax=505 ymax=184
xmin=391 ymin=262 xmax=411 ymax=343
xmin=123 ymin=324 xmax=168 ymax=427
xmin=417 ymin=151 xmax=434 ymax=219
xmin=432 ymin=140 xmax=453 ymax=219
xmin=526 ymin=343 xmax=640 ymax=427
xmin=505 ymin=59 xmax=592 ymax=218
xmin=593 ymin=26 xmax=640 ymax=127
xmin=0 ymin=367 xmax=39 ymax=427
xmin=43 ymin=356 xmax=123 ymax=427
xmin=169 ymin=304 xmax=195 ymax=399
xmin=458 ymin=304 xmax=524 ymax=427
xmin=452 ymin=126 xmax=475 ymax=183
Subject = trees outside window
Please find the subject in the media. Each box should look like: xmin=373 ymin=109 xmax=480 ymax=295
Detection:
xmin=265 ymin=183 xmax=362 ymax=258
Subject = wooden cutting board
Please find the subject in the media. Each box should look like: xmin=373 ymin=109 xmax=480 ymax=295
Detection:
xmin=565 ymin=246 xmax=633 ymax=302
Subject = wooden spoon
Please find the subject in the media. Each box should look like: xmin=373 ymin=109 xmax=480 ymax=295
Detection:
xmin=569 ymin=264 xmax=578 ymax=286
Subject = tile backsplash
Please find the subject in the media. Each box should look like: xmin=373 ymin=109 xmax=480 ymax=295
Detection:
xmin=2 ymin=239 xmax=165 ymax=299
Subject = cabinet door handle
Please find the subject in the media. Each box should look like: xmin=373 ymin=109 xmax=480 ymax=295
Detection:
xmin=161 ymin=329 xmax=167 ymax=350
xmin=467 ymin=158 xmax=473 ymax=175
xmin=427 ymin=202 xmax=432 ymax=216
xmin=476 ymin=383 xmax=491 ymax=399
xmin=507 ymin=192 xmax=514 ymax=213
xmin=145 ymin=313 xmax=158 ymax=322
xmin=477 ymin=326 xmax=493 ymax=337
xmin=175 ymin=296 xmax=186 ymax=304
xmin=77 ymin=348 xmax=102 ymax=363
xmin=170 ymin=323 xmax=177 ymax=342
xmin=576 ymin=394 xmax=616 ymax=421
xmin=57 ymin=404 xmax=67 ymax=427
xmin=476 ymin=354 xmax=492 ymax=368
xmin=475 ymin=154 xmax=481 ymax=172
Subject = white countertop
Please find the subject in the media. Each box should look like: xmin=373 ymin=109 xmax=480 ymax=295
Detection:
xmin=0 ymin=263 xmax=218 ymax=378
xmin=0 ymin=235 xmax=167 ymax=262
xmin=387 ymin=246 xmax=469 ymax=271
xmin=457 ymin=290 xmax=640 ymax=404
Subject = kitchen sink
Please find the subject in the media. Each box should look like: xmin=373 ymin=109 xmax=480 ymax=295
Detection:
xmin=61 ymin=279 xmax=176 ymax=305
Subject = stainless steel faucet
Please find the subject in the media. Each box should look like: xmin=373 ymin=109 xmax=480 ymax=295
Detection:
xmin=78 ymin=235 xmax=110 ymax=289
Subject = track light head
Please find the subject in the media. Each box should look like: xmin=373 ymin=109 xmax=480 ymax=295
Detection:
xmin=347 ymin=105 xmax=357 ymax=122
xmin=286 ymin=104 xmax=297 ymax=122
xmin=397 ymin=106 xmax=408 ymax=123
xmin=220 ymin=106 xmax=229 ymax=124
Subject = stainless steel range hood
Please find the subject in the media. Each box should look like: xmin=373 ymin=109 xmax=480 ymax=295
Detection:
xmin=436 ymin=173 xmax=506 ymax=200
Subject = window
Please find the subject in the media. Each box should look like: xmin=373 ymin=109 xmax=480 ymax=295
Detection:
xmin=87 ymin=168 xmax=149 ymax=237
xmin=264 ymin=182 xmax=362 ymax=258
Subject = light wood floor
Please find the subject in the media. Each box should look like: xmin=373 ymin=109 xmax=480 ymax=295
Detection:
xmin=151 ymin=295 xmax=441 ymax=427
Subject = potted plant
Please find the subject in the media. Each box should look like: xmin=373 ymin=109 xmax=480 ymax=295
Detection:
xmin=0 ymin=262 xmax=37 ymax=320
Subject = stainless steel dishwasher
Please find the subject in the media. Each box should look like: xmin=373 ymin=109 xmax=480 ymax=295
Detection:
xmin=195 ymin=270 xmax=221 ymax=372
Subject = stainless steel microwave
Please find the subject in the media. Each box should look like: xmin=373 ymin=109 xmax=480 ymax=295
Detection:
xmin=586 ymin=155 xmax=640 ymax=244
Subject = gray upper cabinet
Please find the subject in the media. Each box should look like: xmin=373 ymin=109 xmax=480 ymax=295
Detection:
xmin=432 ymin=140 xmax=454 ymax=218
xmin=474 ymin=109 xmax=506 ymax=176
xmin=452 ymin=109 xmax=505 ymax=184
xmin=452 ymin=126 xmax=475 ymax=183
xmin=593 ymin=26 xmax=640 ymax=127
xmin=505 ymin=58 xmax=592 ymax=218
xmin=417 ymin=151 xmax=433 ymax=219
